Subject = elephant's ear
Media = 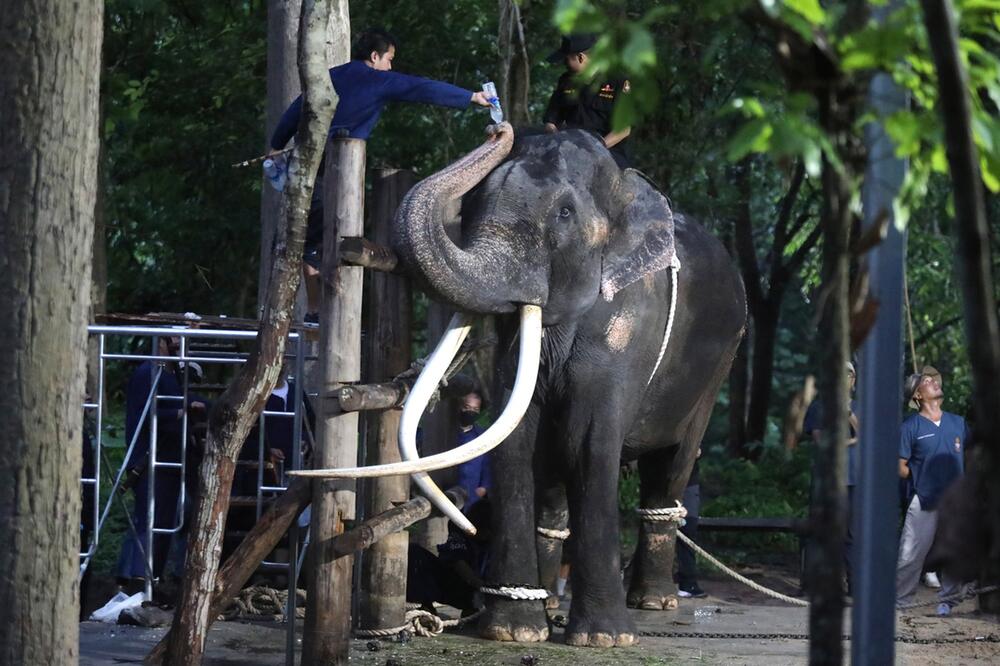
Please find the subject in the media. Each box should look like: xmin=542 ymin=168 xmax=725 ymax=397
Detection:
xmin=600 ymin=169 xmax=680 ymax=302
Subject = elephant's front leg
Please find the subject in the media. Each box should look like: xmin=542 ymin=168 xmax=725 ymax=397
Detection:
xmin=564 ymin=426 xmax=637 ymax=647
xmin=626 ymin=447 xmax=689 ymax=610
xmin=479 ymin=404 xmax=549 ymax=643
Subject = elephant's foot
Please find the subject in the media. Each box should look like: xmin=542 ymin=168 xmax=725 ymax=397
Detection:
xmin=564 ymin=604 xmax=638 ymax=647
xmin=479 ymin=597 xmax=550 ymax=643
xmin=627 ymin=581 xmax=679 ymax=610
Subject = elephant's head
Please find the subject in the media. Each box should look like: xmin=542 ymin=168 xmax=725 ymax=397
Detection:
xmin=392 ymin=124 xmax=678 ymax=325
xmin=290 ymin=125 xmax=679 ymax=534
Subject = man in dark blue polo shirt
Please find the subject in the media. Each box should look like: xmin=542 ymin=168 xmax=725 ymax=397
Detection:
xmin=896 ymin=368 xmax=968 ymax=614
xmin=268 ymin=29 xmax=491 ymax=321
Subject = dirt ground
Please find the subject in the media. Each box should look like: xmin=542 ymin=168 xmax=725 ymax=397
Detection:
xmin=79 ymin=565 xmax=1000 ymax=665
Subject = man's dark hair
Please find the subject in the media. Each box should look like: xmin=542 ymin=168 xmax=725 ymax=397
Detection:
xmin=352 ymin=28 xmax=397 ymax=61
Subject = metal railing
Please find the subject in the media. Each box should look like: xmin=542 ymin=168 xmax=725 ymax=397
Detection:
xmin=80 ymin=324 xmax=311 ymax=649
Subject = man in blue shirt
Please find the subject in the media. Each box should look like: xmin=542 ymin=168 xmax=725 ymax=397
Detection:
xmin=455 ymin=390 xmax=491 ymax=513
xmin=896 ymin=368 xmax=968 ymax=614
xmin=268 ymin=29 xmax=491 ymax=321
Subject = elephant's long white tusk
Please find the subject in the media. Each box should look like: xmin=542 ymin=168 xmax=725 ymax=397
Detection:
xmin=399 ymin=312 xmax=474 ymax=533
xmin=288 ymin=306 xmax=544 ymax=531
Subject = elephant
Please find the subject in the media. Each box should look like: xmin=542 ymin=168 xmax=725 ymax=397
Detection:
xmin=296 ymin=123 xmax=746 ymax=647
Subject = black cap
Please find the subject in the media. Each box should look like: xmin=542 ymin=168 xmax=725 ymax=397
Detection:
xmin=547 ymin=33 xmax=598 ymax=63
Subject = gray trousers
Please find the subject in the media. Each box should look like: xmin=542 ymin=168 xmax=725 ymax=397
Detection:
xmin=896 ymin=495 xmax=960 ymax=606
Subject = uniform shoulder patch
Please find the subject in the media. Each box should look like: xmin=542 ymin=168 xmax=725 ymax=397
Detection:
xmin=623 ymin=80 xmax=631 ymax=93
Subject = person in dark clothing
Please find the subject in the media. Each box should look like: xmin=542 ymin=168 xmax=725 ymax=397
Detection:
xmin=117 ymin=336 xmax=207 ymax=584
xmin=542 ymin=33 xmax=633 ymax=168
xmin=407 ymin=497 xmax=493 ymax=613
xmin=803 ymin=361 xmax=860 ymax=594
xmin=234 ymin=372 xmax=308 ymax=495
xmin=455 ymin=390 xmax=491 ymax=513
xmin=676 ymin=453 xmax=706 ymax=598
xmin=268 ymin=28 xmax=491 ymax=320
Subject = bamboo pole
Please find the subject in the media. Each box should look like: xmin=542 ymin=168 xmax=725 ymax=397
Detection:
xmin=302 ymin=138 xmax=365 ymax=665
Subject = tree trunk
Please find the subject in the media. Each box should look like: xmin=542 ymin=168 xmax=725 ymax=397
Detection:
xmin=0 ymin=1 xmax=103 ymax=663
xmin=745 ymin=298 xmax=782 ymax=447
xmin=728 ymin=334 xmax=750 ymax=457
xmin=144 ymin=477 xmax=312 ymax=664
xmin=259 ymin=0 xmax=303 ymax=310
xmin=920 ymin=0 xmax=1000 ymax=613
xmin=360 ymin=169 xmax=416 ymax=631
xmin=497 ymin=0 xmax=531 ymax=126
xmin=158 ymin=1 xmax=346 ymax=663
xmin=807 ymin=91 xmax=851 ymax=666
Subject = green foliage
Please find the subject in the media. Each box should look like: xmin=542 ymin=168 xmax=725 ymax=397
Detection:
xmin=699 ymin=441 xmax=812 ymax=553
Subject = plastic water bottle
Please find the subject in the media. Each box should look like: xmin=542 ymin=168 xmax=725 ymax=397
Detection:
xmin=262 ymin=155 xmax=287 ymax=192
xmin=482 ymin=81 xmax=504 ymax=124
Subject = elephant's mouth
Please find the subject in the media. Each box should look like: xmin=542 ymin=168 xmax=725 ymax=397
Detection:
xmin=288 ymin=304 xmax=543 ymax=535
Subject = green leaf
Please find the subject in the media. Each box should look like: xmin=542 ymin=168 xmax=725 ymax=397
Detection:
xmin=783 ymin=0 xmax=826 ymax=25
xmin=726 ymin=118 xmax=774 ymax=161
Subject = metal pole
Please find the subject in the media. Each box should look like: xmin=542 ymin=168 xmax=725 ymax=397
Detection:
xmin=286 ymin=335 xmax=305 ymax=666
xmin=852 ymin=66 xmax=908 ymax=664
xmin=147 ymin=336 xmax=160 ymax=601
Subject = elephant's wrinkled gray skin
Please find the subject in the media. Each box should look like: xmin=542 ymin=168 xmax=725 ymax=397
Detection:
xmin=393 ymin=126 xmax=746 ymax=647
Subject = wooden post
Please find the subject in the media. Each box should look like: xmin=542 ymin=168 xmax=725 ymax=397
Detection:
xmin=303 ymin=138 xmax=365 ymax=665
xmin=359 ymin=169 xmax=416 ymax=631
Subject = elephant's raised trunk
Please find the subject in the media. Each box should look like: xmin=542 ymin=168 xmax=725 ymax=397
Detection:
xmin=391 ymin=123 xmax=521 ymax=313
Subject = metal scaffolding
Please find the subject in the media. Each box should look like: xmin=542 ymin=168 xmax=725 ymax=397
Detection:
xmin=80 ymin=324 xmax=311 ymax=660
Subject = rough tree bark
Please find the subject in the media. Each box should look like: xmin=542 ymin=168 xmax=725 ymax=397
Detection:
xmin=157 ymin=1 xmax=345 ymax=663
xmin=258 ymin=0 xmax=304 ymax=309
xmin=0 ymin=1 xmax=103 ymax=663
xmin=919 ymin=0 xmax=1000 ymax=613
xmin=497 ymin=0 xmax=531 ymax=126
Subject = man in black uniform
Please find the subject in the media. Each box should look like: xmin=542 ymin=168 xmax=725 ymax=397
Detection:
xmin=543 ymin=33 xmax=632 ymax=168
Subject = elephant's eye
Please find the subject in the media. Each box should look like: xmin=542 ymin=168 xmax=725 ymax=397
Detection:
xmin=558 ymin=206 xmax=572 ymax=219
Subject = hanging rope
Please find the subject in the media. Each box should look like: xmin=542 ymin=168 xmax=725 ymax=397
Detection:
xmin=647 ymin=262 xmax=681 ymax=386
xmin=903 ymin=266 xmax=918 ymax=373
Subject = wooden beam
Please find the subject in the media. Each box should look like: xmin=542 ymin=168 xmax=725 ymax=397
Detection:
xmin=303 ymin=137 xmax=365 ymax=665
xmin=336 ymin=381 xmax=409 ymax=412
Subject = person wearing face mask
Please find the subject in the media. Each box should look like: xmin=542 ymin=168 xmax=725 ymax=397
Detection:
xmin=455 ymin=390 xmax=491 ymax=513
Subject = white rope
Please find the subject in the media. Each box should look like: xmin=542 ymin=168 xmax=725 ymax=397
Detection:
xmin=674 ymin=529 xmax=809 ymax=606
xmin=354 ymin=608 xmax=485 ymax=638
xmin=636 ymin=500 xmax=688 ymax=523
xmin=480 ymin=585 xmax=550 ymax=600
xmin=647 ymin=262 xmax=681 ymax=386
xmin=536 ymin=526 xmax=571 ymax=540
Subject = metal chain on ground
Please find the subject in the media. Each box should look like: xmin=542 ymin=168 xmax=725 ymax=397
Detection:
xmin=635 ymin=629 xmax=1000 ymax=644
xmin=354 ymin=608 xmax=484 ymax=638
xmin=536 ymin=526 xmax=571 ymax=540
